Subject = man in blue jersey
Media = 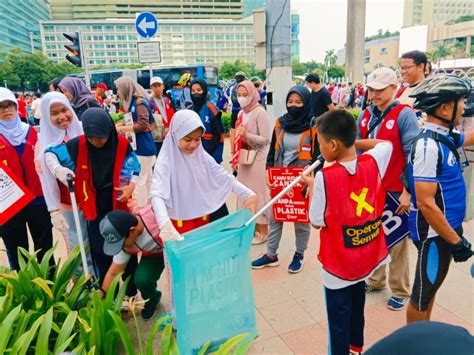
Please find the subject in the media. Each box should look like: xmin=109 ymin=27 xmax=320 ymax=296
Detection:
xmin=406 ymin=73 xmax=474 ymax=323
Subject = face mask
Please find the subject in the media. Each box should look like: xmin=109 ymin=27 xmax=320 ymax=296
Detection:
xmin=191 ymin=93 xmax=206 ymax=104
xmin=287 ymin=105 xmax=304 ymax=118
xmin=237 ymin=96 xmax=250 ymax=107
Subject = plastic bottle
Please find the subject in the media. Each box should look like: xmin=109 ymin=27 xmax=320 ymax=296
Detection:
xmin=116 ymin=154 xmax=140 ymax=200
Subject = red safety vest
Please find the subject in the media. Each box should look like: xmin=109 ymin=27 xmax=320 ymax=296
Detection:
xmin=74 ymin=135 xmax=129 ymax=221
xmin=396 ymin=86 xmax=408 ymax=99
xmin=151 ymin=96 xmax=175 ymax=128
xmin=359 ymin=104 xmax=408 ymax=192
xmin=319 ymin=154 xmax=388 ymax=281
xmin=172 ymin=215 xmax=209 ymax=234
xmin=0 ymin=128 xmax=43 ymax=197
xmin=123 ymin=204 xmax=163 ymax=257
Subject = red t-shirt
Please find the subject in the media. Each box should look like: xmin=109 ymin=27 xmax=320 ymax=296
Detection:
xmin=17 ymin=99 xmax=28 ymax=119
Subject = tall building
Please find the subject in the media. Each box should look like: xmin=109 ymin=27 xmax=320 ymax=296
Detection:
xmin=0 ymin=0 xmax=50 ymax=54
xmin=40 ymin=18 xmax=255 ymax=67
xmin=291 ymin=10 xmax=300 ymax=62
xmin=242 ymin=0 xmax=264 ymax=17
xmin=50 ymin=0 xmax=244 ymax=20
xmin=403 ymin=0 xmax=473 ymax=27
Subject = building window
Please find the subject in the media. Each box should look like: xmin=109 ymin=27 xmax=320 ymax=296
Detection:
xmin=380 ymin=47 xmax=388 ymax=54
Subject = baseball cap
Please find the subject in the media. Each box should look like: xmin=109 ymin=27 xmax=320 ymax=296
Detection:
xmin=150 ymin=76 xmax=164 ymax=86
xmin=366 ymin=67 xmax=398 ymax=90
xmin=99 ymin=210 xmax=138 ymax=256
xmin=97 ymin=83 xmax=108 ymax=91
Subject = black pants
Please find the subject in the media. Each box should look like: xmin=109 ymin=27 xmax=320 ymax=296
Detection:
xmin=210 ymin=203 xmax=229 ymax=222
xmin=325 ymin=281 xmax=365 ymax=355
xmin=88 ymin=219 xmax=138 ymax=296
xmin=154 ymin=141 xmax=163 ymax=156
xmin=0 ymin=203 xmax=54 ymax=271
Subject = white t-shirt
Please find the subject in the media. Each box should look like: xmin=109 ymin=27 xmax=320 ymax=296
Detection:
xmin=309 ymin=142 xmax=393 ymax=289
xmin=113 ymin=229 xmax=162 ymax=265
xmin=31 ymin=98 xmax=42 ymax=119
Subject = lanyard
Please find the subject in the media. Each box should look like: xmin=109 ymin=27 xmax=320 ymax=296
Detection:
xmin=366 ymin=102 xmax=399 ymax=137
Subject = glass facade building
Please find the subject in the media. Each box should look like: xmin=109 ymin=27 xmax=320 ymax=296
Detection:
xmin=0 ymin=0 xmax=50 ymax=54
xmin=40 ymin=18 xmax=255 ymax=67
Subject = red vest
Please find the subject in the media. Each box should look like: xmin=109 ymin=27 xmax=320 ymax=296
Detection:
xmin=74 ymin=135 xmax=129 ymax=221
xmin=172 ymin=215 xmax=209 ymax=234
xmin=319 ymin=154 xmax=388 ymax=281
xmin=0 ymin=128 xmax=43 ymax=197
xmin=359 ymin=104 xmax=408 ymax=192
xmin=123 ymin=204 xmax=163 ymax=257
xmin=396 ymin=86 xmax=407 ymax=99
xmin=151 ymin=96 xmax=175 ymax=128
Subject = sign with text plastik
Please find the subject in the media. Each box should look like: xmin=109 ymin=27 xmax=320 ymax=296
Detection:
xmin=382 ymin=192 xmax=410 ymax=248
xmin=165 ymin=209 xmax=258 ymax=354
xmin=0 ymin=161 xmax=34 ymax=225
xmin=268 ymin=167 xmax=309 ymax=223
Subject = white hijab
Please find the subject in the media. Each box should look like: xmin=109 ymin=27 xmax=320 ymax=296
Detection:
xmin=0 ymin=88 xmax=29 ymax=146
xmin=151 ymin=109 xmax=235 ymax=220
xmin=38 ymin=92 xmax=83 ymax=211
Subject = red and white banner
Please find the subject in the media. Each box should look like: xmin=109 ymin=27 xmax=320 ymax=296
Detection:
xmin=0 ymin=161 xmax=34 ymax=225
xmin=268 ymin=167 xmax=309 ymax=223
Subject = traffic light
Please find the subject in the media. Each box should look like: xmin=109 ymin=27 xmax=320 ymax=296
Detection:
xmin=63 ymin=32 xmax=82 ymax=67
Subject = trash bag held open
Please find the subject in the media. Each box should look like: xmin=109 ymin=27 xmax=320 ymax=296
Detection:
xmin=165 ymin=209 xmax=258 ymax=354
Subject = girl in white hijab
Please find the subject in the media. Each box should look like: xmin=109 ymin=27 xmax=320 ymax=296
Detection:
xmin=0 ymin=87 xmax=54 ymax=271
xmin=38 ymin=92 xmax=94 ymax=274
xmin=150 ymin=109 xmax=257 ymax=240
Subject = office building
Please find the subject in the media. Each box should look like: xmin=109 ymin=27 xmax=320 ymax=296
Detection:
xmin=0 ymin=0 xmax=50 ymax=54
xmin=242 ymin=0 xmax=264 ymax=17
xmin=50 ymin=0 xmax=244 ymax=21
xmin=403 ymin=0 xmax=473 ymax=27
xmin=40 ymin=18 xmax=255 ymax=67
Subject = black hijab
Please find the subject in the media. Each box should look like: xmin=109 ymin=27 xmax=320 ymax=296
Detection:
xmin=81 ymin=108 xmax=119 ymax=189
xmin=279 ymin=85 xmax=311 ymax=133
xmin=190 ymin=78 xmax=208 ymax=112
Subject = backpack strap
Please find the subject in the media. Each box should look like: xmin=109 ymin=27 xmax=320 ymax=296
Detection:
xmin=207 ymin=102 xmax=219 ymax=116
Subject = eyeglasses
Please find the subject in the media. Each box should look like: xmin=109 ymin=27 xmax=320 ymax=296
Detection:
xmin=400 ymin=65 xmax=417 ymax=72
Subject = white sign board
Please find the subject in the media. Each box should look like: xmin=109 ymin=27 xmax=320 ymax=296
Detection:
xmin=399 ymin=25 xmax=428 ymax=56
xmin=138 ymin=41 xmax=161 ymax=64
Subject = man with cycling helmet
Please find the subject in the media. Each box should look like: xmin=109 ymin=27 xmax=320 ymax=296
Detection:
xmin=178 ymin=72 xmax=193 ymax=110
xmin=406 ymin=73 xmax=474 ymax=323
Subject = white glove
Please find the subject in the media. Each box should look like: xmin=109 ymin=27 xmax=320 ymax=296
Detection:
xmin=50 ymin=210 xmax=69 ymax=236
xmin=160 ymin=221 xmax=184 ymax=242
xmin=54 ymin=166 xmax=75 ymax=186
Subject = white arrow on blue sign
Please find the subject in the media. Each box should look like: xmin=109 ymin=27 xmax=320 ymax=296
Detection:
xmin=135 ymin=12 xmax=158 ymax=38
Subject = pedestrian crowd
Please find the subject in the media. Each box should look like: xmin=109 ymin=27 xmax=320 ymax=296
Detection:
xmin=1 ymin=49 xmax=473 ymax=354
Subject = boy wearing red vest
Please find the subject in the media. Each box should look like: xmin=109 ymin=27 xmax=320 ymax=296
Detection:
xmin=100 ymin=206 xmax=167 ymax=320
xmin=304 ymin=110 xmax=392 ymax=355
xmin=358 ymin=67 xmax=419 ymax=311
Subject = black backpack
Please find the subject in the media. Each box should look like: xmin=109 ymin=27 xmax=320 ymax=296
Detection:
xmin=401 ymin=130 xmax=462 ymax=193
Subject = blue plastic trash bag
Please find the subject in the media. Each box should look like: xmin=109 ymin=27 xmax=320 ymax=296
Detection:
xmin=165 ymin=209 xmax=258 ymax=354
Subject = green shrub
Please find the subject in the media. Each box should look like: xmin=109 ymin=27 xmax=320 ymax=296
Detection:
xmin=347 ymin=108 xmax=362 ymax=120
xmin=222 ymin=112 xmax=232 ymax=133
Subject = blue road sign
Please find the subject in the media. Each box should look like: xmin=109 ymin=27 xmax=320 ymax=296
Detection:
xmin=135 ymin=12 xmax=158 ymax=38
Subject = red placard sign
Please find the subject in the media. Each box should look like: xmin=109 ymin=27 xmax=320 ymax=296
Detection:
xmin=268 ymin=167 xmax=309 ymax=223
xmin=0 ymin=161 xmax=34 ymax=225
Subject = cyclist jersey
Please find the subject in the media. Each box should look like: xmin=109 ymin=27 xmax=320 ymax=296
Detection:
xmin=407 ymin=122 xmax=466 ymax=241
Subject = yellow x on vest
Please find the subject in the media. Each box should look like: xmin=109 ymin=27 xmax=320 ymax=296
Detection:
xmin=350 ymin=188 xmax=374 ymax=217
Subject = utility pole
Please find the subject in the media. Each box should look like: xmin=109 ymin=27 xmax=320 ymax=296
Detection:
xmin=345 ymin=0 xmax=366 ymax=83
xmin=265 ymin=0 xmax=292 ymax=120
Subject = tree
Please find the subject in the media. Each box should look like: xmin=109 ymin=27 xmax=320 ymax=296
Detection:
xmin=365 ymin=29 xmax=400 ymax=42
xmin=324 ymin=49 xmax=337 ymax=67
xmin=451 ymin=40 xmax=467 ymax=68
xmin=219 ymin=59 xmax=252 ymax=80
xmin=445 ymin=15 xmax=474 ymax=25
xmin=433 ymin=44 xmax=452 ymax=68
xmin=292 ymin=59 xmax=306 ymax=75
xmin=327 ymin=65 xmax=345 ymax=80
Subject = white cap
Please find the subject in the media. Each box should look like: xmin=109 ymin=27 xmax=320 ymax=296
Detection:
xmin=366 ymin=67 xmax=398 ymax=90
xmin=150 ymin=76 xmax=164 ymax=86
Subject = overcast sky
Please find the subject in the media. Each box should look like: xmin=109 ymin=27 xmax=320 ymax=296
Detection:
xmin=292 ymin=0 xmax=405 ymax=62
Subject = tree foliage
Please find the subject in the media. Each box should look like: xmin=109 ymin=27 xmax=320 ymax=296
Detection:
xmin=324 ymin=49 xmax=337 ymax=67
xmin=291 ymin=58 xmax=345 ymax=81
xmin=365 ymin=29 xmax=400 ymax=42
xmin=219 ymin=59 xmax=264 ymax=80
xmin=0 ymin=48 xmax=81 ymax=92
xmin=445 ymin=15 xmax=474 ymax=25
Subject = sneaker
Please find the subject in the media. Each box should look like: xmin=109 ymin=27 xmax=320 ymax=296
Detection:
xmin=387 ymin=296 xmax=409 ymax=311
xmin=364 ymin=282 xmax=383 ymax=293
xmin=251 ymin=232 xmax=268 ymax=245
xmin=288 ymin=252 xmax=304 ymax=274
xmin=251 ymin=254 xmax=279 ymax=269
xmin=141 ymin=299 xmax=159 ymax=320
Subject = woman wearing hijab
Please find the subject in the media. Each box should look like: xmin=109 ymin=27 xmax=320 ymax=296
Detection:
xmin=0 ymin=88 xmax=54 ymax=271
xmin=59 ymin=77 xmax=101 ymax=120
xmin=37 ymin=92 xmax=94 ymax=274
xmin=231 ymin=80 xmax=271 ymax=245
xmin=45 ymin=108 xmax=140 ymax=282
xmin=190 ymin=78 xmax=225 ymax=164
xmin=115 ymin=77 xmax=156 ymax=209
xmin=150 ymin=110 xmax=257 ymax=241
xmin=252 ymin=86 xmax=320 ymax=273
